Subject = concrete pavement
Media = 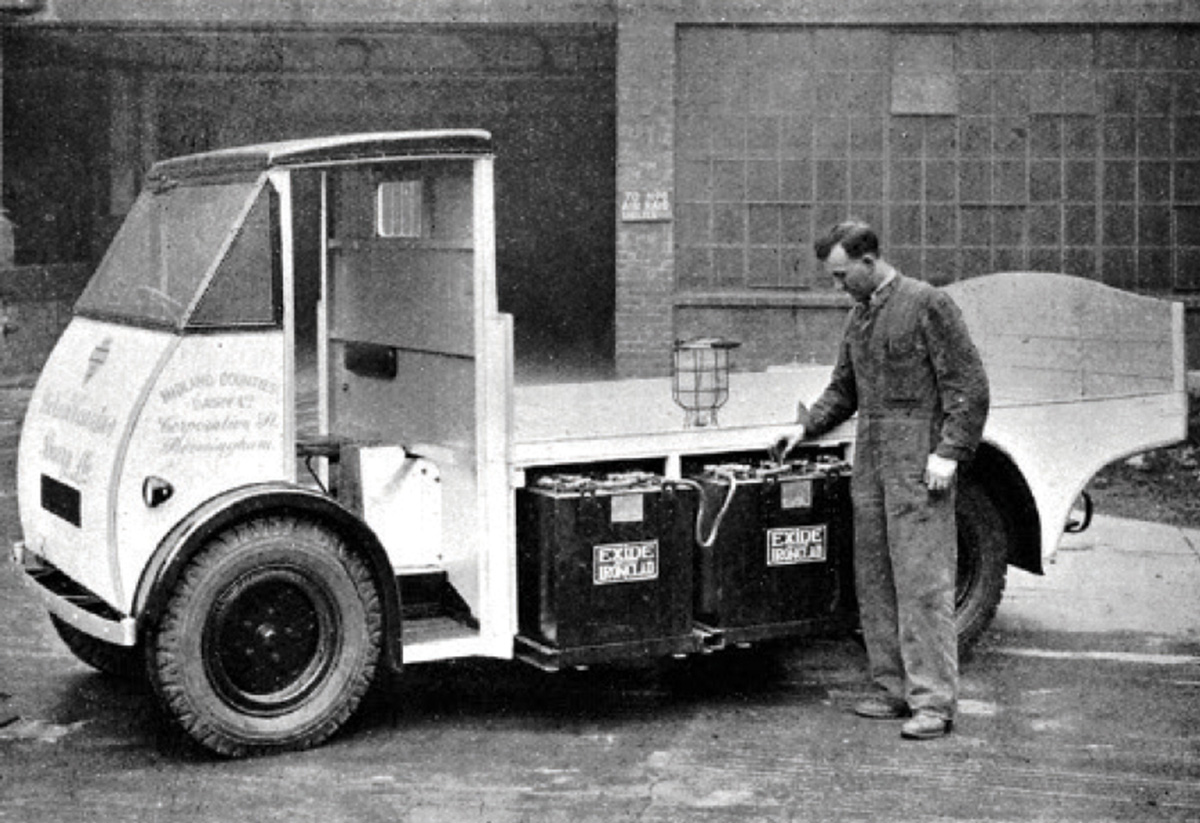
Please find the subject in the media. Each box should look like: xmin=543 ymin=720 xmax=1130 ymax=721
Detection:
xmin=1 ymin=378 xmax=1198 ymax=821
xmin=1 ymin=508 xmax=1197 ymax=822
xmin=996 ymin=514 xmax=1200 ymax=643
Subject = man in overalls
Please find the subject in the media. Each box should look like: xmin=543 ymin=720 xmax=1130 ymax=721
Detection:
xmin=776 ymin=219 xmax=990 ymax=739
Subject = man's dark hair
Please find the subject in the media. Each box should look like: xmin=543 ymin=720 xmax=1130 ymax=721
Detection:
xmin=814 ymin=219 xmax=880 ymax=261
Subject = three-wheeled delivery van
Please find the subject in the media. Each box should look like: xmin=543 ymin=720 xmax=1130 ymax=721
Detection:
xmin=11 ymin=131 xmax=1189 ymax=756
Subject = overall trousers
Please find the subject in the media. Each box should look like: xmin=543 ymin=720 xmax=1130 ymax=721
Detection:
xmin=801 ymin=275 xmax=990 ymax=720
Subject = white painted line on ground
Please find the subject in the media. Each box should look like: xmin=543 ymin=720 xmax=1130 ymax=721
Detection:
xmin=994 ymin=647 xmax=1199 ymax=666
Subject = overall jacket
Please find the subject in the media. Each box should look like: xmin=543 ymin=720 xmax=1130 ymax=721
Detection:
xmin=799 ymin=273 xmax=989 ymax=462
xmin=798 ymin=272 xmax=989 ymax=717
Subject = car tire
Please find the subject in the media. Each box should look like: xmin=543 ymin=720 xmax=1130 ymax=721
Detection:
xmin=955 ymin=477 xmax=1009 ymax=654
xmin=145 ymin=516 xmax=383 ymax=757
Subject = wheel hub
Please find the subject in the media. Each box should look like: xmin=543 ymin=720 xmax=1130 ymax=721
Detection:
xmin=204 ymin=567 xmax=340 ymax=714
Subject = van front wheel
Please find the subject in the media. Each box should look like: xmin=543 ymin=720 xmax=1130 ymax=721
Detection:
xmin=146 ymin=516 xmax=383 ymax=757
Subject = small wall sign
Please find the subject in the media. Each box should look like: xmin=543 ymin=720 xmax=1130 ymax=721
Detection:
xmin=621 ymin=190 xmax=672 ymax=222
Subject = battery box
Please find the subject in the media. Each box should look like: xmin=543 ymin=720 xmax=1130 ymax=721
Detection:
xmin=516 ymin=473 xmax=698 ymax=665
xmin=692 ymin=459 xmax=854 ymax=642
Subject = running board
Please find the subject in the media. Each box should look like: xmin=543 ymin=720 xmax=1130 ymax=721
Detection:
xmin=398 ymin=570 xmax=478 ymax=628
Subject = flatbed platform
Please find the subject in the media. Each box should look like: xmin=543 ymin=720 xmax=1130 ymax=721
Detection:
xmin=511 ymin=368 xmax=829 ymax=468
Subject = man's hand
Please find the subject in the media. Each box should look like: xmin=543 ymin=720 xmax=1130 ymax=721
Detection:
xmin=924 ymin=453 xmax=958 ymax=493
xmin=770 ymin=425 xmax=805 ymax=464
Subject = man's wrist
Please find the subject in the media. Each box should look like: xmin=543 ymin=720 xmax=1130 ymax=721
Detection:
xmin=934 ymin=445 xmax=971 ymax=462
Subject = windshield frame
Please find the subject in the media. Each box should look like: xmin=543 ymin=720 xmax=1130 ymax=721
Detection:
xmin=75 ymin=173 xmax=272 ymax=333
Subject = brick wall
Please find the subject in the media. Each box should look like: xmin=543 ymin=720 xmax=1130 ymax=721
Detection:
xmin=0 ymin=264 xmax=90 ymax=380
xmin=674 ymin=292 xmax=849 ymax=373
xmin=615 ymin=19 xmax=1200 ymax=377
xmin=614 ymin=17 xmax=676 ymax=378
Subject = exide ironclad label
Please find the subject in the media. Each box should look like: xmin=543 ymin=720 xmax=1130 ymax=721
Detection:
xmin=594 ymin=540 xmax=659 ymax=585
xmin=766 ymin=524 xmax=827 ymax=566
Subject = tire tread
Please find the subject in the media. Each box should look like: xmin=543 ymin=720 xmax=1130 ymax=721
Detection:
xmin=146 ymin=516 xmax=383 ymax=757
xmin=956 ymin=479 xmax=1009 ymax=653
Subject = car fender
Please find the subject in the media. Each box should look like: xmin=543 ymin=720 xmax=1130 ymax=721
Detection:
xmin=132 ymin=482 xmax=403 ymax=671
xmin=965 ymin=441 xmax=1042 ymax=575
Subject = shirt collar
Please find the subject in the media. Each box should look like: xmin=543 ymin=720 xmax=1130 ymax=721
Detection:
xmin=869 ymin=268 xmax=898 ymax=307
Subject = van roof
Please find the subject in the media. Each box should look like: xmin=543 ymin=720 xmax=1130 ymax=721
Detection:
xmin=147 ymin=130 xmax=493 ymax=183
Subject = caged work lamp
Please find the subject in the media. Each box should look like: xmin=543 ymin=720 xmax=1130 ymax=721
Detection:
xmin=672 ymin=337 xmax=740 ymax=428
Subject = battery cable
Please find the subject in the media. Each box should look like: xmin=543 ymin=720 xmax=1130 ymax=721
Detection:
xmin=675 ymin=469 xmax=743 ymax=548
xmin=679 ymin=458 xmax=843 ymax=548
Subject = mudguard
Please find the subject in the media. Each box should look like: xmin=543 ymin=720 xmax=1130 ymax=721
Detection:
xmin=133 ymin=482 xmax=404 ymax=672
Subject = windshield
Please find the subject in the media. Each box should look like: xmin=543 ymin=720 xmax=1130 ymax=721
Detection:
xmin=76 ymin=178 xmax=265 ymax=329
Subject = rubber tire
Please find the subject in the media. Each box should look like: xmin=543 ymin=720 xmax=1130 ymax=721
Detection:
xmin=145 ymin=516 xmax=383 ymax=757
xmin=50 ymin=614 xmax=143 ymax=679
xmin=955 ymin=477 xmax=1009 ymax=653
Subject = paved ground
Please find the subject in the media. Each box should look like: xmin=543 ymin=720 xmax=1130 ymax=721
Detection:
xmin=1 ymin=380 xmax=1198 ymax=822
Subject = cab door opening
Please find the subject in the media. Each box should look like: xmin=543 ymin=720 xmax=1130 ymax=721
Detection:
xmin=301 ymin=159 xmax=487 ymax=646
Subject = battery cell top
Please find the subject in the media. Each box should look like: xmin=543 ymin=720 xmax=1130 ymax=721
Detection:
xmin=697 ymin=457 xmax=849 ymax=483
xmin=531 ymin=470 xmax=667 ymax=496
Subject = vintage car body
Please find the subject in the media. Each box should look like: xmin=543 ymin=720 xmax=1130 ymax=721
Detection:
xmin=11 ymin=131 xmax=1188 ymax=755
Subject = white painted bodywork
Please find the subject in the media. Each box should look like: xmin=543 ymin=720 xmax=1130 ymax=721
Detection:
xmin=17 ymin=324 xmax=292 ymax=615
xmin=349 ymin=446 xmax=444 ymax=572
xmin=947 ymin=272 xmax=1187 ymax=561
xmin=116 ymin=334 xmax=291 ymax=597
xmin=511 ymin=272 xmax=1188 ymax=566
xmin=13 ymin=130 xmax=1187 ymax=673
xmin=17 ymin=318 xmax=173 ymax=611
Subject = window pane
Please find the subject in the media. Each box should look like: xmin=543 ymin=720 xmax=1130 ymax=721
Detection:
xmin=378 ymin=180 xmax=425 ymax=238
xmin=77 ymin=179 xmax=261 ymax=329
xmin=190 ymin=187 xmax=278 ymax=328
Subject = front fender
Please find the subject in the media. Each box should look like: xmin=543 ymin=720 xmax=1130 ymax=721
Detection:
xmin=132 ymin=482 xmax=403 ymax=672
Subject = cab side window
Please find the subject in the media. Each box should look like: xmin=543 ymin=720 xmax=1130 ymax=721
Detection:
xmin=377 ymin=179 xmax=425 ymax=239
xmin=189 ymin=187 xmax=281 ymax=329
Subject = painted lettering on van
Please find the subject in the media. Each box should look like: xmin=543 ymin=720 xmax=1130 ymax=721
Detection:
xmin=40 ymin=391 xmax=117 ymax=437
xmin=158 ymin=373 xmax=215 ymax=404
xmin=161 ymin=436 xmax=274 ymax=458
xmin=41 ymin=432 xmax=95 ymax=486
xmin=159 ymin=371 xmax=280 ymax=404
xmin=154 ymin=370 xmax=279 ymax=460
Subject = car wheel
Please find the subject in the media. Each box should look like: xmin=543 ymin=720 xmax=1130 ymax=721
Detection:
xmin=955 ymin=477 xmax=1009 ymax=653
xmin=145 ymin=516 xmax=383 ymax=757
